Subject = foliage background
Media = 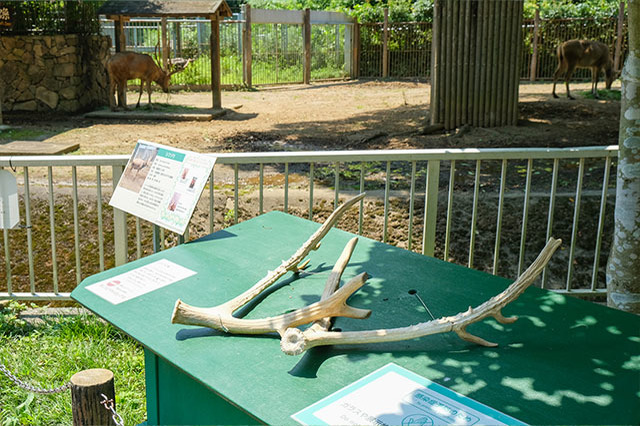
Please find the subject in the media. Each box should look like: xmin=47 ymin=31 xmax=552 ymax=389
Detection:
xmin=244 ymin=0 xmax=623 ymax=23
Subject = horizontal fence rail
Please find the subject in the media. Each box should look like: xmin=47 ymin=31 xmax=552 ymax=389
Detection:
xmin=0 ymin=146 xmax=618 ymax=301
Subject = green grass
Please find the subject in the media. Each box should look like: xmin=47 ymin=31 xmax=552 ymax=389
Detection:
xmin=581 ymin=88 xmax=621 ymax=100
xmin=0 ymin=302 xmax=146 ymax=425
xmin=0 ymin=129 xmax=49 ymax=142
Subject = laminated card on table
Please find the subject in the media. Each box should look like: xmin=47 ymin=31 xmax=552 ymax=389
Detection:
xmin=292 ymin=363 xmax=526 ymax=426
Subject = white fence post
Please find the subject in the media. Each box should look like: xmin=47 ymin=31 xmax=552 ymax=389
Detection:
xmin=422 ymin=160 xmax=440 ymax=257
xmin=112 ymin=165 xmax=127 ymax=266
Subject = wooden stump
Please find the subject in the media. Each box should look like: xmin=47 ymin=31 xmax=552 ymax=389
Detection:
xmin=70 ymin=368 xmax=115 ymax=426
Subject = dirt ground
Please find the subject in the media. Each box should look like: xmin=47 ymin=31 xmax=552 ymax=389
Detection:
xmin=0 ymin=80 xmax=621 ymax=294
xmin=2 ymin=79 xmax=621 ymax=155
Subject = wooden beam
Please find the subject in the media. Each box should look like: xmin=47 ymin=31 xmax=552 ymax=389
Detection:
xmin=614 ymin=1 xmax=625 ymax=71
xmin=161 ymin=17 xmax=169 ymax=70
xmin=382 ymin=8 xmax=389 ymax=78
xmin=303 ymin=8 xmax=311 ymax=84
xmin=530 ymin=7 xmax=540 ymax=81
xmin=176 ymin=21 xmax=182 ymax=58
xmin=243 ymin=4 xmax=253 ymax=88
xmin=210 ymin=14 xmax=222 ymax=109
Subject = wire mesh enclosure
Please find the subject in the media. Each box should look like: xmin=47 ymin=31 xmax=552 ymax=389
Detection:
xmin=0 ymin=1 xmax=102 ymax=36
xmin=528 ymin=18 xmax=623 ymax=80
xmin=358 ymin=23 xmax=384 ymax=78
xmin=311 ymin=24 xmax=350 ymax=80
xmin=252 ymin=23 xmax=304 ymax=85
xmin=99 ymin=10 xmax=627 ymax=86
xmin=388 ymin=22 xmax=432 ymax=79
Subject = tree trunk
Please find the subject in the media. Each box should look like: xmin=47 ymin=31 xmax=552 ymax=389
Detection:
xmin=607 ymin=0 xmax=640 ymax=313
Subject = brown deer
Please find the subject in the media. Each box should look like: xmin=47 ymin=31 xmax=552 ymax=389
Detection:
xmin=106 ymin=52 xmax=192 ymax=111
xmin=552 ymin=39 xmax=618 ymax=100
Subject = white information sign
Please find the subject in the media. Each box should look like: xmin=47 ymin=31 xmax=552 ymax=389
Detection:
xmin=109 ymin=140 xmax=216 ymax=235
xmin=0 ymin=169 xmax=19 ymax=229
xmin=292 ymin=363 xmax=526 ymax=426
xmin=86 ymin=259 xmax=196 ymax=305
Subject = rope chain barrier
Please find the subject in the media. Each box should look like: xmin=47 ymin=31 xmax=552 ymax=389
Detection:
xmin=0 ymin=363 xmax=71 ymax=394
xmin=101 ymin=393 xmax=125 ymax=426
xmin=1 ymin=363 xmax=126 ymax=425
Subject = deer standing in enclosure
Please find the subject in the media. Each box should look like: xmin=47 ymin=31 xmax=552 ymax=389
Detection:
xmin=552 ymin=39 xmax=618 ymax=100
xmin=106 ymin=52 xmax=192 ymax=111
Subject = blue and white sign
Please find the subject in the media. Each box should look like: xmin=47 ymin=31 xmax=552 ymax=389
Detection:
xmin=292 ymin=363 xmax=526 ymax=426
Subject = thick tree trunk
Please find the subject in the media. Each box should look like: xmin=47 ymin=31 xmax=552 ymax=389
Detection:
xmin=607 ymin=0 xmax=640 ymax=313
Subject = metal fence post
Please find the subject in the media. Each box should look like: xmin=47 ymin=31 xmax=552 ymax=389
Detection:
xmin=243 ymin=4 xmax=252 ymax=88
xmin=422 ymin=160 xmax=440 ymax=257
xmin=382 ymin=8 xmax=389 ymax=78
xmin=614 ymin=1 xmax=625 ymax=72
xmin=112 ymin=166 xmax=127 ymax=267
xmin=530 ymin=7 xmax=540 ymax=81
xmin=303 ymin=8 xmax=311 ymax=84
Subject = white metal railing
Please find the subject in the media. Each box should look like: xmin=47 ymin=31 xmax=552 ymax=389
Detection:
xmin=0 ymin=146 xmax=618 ymax=301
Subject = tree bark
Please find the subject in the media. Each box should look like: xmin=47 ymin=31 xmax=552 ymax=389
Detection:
xmin=607 ymin=0 xmax=640 ymax=313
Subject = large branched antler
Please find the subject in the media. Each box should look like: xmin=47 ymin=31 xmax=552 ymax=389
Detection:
xmin=280 ymin=237 xmax=562 ymax=355
xmin=171 ymin=194 xmax=367 ymax=334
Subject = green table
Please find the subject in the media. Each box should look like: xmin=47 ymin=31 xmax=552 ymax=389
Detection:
xmin=71 ymin=212 xmax=640 ymax=425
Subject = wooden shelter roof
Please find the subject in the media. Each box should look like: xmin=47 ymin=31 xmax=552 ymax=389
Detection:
xmin=99 ymin=0 xmax=232 ymax=19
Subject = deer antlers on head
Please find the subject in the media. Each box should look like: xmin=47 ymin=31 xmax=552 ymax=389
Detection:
xmin=171 ymin=193 xmax=562 ymax=356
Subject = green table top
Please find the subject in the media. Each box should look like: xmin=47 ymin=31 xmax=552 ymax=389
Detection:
xmin=71 ymin=211 xmax=640 ymax=425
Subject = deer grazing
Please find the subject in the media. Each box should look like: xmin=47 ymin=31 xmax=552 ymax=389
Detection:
xmin=552 ymin=39 xmax=618 ymax=100
xmin=106 ymin=52 xmax=192 ymax=111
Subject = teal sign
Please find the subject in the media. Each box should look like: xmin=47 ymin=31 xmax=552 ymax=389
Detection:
xmin=292 ymin=363 xmax=527 ymax=426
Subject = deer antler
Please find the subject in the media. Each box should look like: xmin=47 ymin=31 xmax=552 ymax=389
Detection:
xmin=280 ymin=237 xmax=562 ymax=355
xmin=171 ymin=193 xmax=367 ymax=334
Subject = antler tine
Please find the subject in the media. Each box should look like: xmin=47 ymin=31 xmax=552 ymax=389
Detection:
xmin=172 ymin=272 xmax=370 ymax=335
xmin=281 ymin=237 xmax=562 ymax=355
xmin=171 ymin=193 xmax=367 ymax=332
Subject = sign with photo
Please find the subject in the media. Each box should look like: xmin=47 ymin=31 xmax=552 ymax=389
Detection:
xmin=109 ymin=140 xmax=216 ymax=235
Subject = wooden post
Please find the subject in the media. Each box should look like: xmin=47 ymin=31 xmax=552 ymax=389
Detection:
xmin=461 ymin=0 xmax=471 ymax=126
xmin=0 ymin=82 xmax=3 ymax=125
xmin=70 ymin=369 xmax=115 ymax=426
xmin=113 ymin=18 xmax=126 ymax=52
xmin=451 ymin=0 xmax=459 ymax=127
xmin=430 ymin=0 xmax=441 ymax=125
xmin=530 ymin=7 xmax=540 ymax=81
xmin=176 ymin=22 xmax=182 ymax=58
xmin=243 ymin=4 xmax=252 ymax=88
xmin=615 ymin=1 xmax=625 ymax=71
xmin=303 ymin=8 xmax=311 ymax=84
xmin=354 ymin=22 xmax=361 ymax=78
xmin=472 ymin=0 xmax=485 ymax=126
xmin=382 ymin=8 xmax=389 ymax=78
xmin=161 ymin=17 xmax=169 ymax=70
xmin=210 ymin=14 xmax=222 ymax=109
xmin=502 ymin=0 xmax=514 ymax=125
xmin=444 ymin=0 xmax=452 ymax=129
xmin=113 ymin=17 xmax=127 ymax=106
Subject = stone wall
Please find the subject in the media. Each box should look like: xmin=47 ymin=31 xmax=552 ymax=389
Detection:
xmin=0 ymin=34 xmax=110 ymax=113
